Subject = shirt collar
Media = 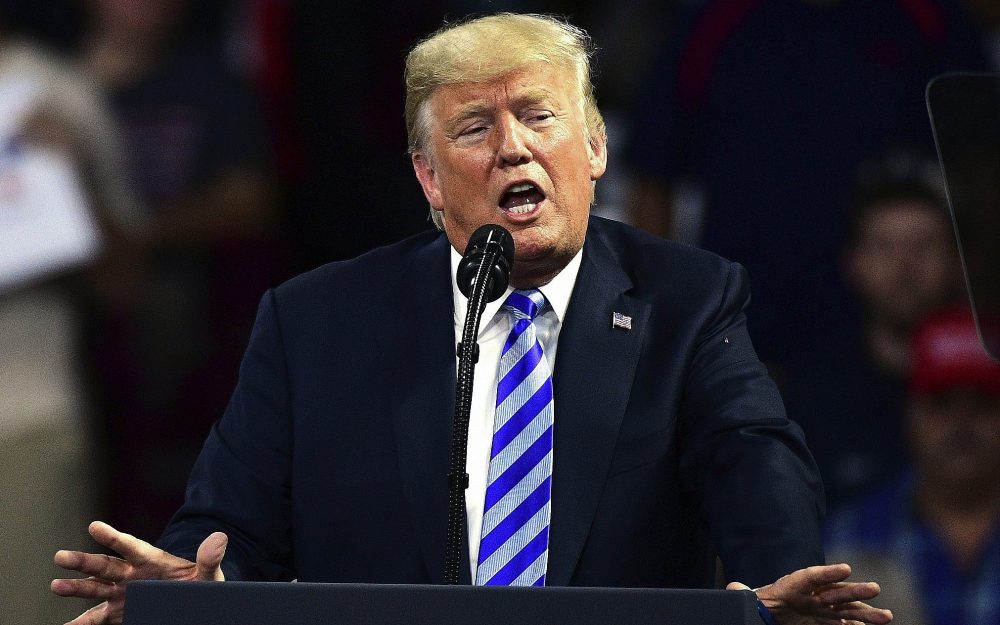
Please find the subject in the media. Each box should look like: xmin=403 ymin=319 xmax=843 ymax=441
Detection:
xmin=451 ymin=244 xmax=583 ymax=334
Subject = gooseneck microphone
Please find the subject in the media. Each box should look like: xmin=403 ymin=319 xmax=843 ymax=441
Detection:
xmin=445 ymin=224 xmax=514 ymax=585
xmin=456 ymin=225 xmax=515 ymax=301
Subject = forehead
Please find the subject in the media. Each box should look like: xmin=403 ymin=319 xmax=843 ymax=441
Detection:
xmin=427 ymin=63 xmax=579 ymax=121
xmin=863 ymin=201 xmax=948 ymax=234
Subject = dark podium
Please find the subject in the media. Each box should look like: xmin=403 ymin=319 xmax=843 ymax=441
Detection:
xmin=124 ymin=581 xmax=761 ymax=625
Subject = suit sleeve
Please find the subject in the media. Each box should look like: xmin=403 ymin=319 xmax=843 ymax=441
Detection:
xmin=157 ymin=289 xmax=295 ymax=581
xmin=676 ymin=261 xmax=825 ymax=587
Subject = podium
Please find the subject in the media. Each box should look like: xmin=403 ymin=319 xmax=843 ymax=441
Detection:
xmin=124 ymin=581 xmax=761 ymax=625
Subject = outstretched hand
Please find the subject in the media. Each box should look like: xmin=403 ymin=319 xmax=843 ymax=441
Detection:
xmin=727 ymin=563 xmax=893 ymax=625
xmin=51 ymin=521 xmax=227 ymax=625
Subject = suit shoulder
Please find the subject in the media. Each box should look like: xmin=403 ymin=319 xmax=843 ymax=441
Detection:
xmin=588 ymin=216 xmax=738 ymax=281
xmin=273 ymin=228 xmax=445 ymax=305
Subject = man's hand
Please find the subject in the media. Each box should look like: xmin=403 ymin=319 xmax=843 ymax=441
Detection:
xmin=51 ymin=521 xmax=227 ymax=625
xmin=727 ymin=563 xmax=893 ymax=625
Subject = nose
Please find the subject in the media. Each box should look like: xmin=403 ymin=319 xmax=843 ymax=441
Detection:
xmin=495 ymin=116 xmax=533 ymax=166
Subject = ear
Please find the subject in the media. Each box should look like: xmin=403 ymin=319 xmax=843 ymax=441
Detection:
xmin=587 ymin=132 xmax=608 ymax=181
xmin=412 ymin=152 xmax=444 ymax=210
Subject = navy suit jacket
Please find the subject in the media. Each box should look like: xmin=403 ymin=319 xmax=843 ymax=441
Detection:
xmin=160 ymin=216 xmax=824 ymax=589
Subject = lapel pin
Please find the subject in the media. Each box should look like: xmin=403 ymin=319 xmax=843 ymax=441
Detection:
xmin=611 ymin=312 xmax=632 ymax=331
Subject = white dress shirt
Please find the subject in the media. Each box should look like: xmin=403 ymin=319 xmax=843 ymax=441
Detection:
xmin=450 ymin=246 xmax=583 ymax=581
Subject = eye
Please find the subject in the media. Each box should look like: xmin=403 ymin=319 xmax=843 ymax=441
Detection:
xmin=461 ymin=124 xmax=488 ymax=137
xmin=526 ymin=112 xmax=554 ymax=123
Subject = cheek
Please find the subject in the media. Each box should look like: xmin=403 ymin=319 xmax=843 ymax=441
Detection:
xmin=909 ymin=414 xmax=942 ymax=448
xmin=438 ymin=148 xmax=491 ymax=182
xmin=856 ymin=251 xmax=883 ymax=275
xmin=854 ymin=261 xmax=889 ymax=293
xmin=441 ymin=171 xmax=485 ymax=208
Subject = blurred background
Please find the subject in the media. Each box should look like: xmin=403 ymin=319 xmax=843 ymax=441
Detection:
xmin=1 ymin=1 xmax=998 ymax=623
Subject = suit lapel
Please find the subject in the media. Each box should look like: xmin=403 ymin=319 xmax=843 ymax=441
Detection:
xmin=376 ymin=234 xmax=471 ymax=584
xmin=546 ymin=225 xmax=651 ymax=586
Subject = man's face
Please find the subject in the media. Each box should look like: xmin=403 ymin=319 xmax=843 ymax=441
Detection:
xmin=846 ymin=202 xmax=958 ymax=325
xmin=908 ymin=388 xmax=1000 ymax=492
xmin=411 ymin=63 xmax=607 ymax=288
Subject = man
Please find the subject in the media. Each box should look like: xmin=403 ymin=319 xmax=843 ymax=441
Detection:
xmin=783 ymin=166 xmax=962 ymax=507
xmin=826 ymin=307 xmax=1000 ymax=625
xmin=52 ymin=14 xmax=892 ymax=625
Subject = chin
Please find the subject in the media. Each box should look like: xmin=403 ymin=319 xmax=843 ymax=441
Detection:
xmin=511 ymin=232 xmax=552 ymax=260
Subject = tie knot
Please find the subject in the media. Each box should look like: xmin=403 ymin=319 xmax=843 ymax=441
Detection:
xmin=503 ymin=289 xmax=546 ymax=321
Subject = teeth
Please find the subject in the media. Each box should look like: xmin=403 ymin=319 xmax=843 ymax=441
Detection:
xmin=508 ymin=202 xmax=536 ymax=215
xmin=509 ymin=183 xmax=535 ymax=193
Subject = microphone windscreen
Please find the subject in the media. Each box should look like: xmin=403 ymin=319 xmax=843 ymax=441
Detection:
xmin=464 ymin=224 xmax=514 ymax=264
xmin=458 ymin=225 xmax=514 ymax=301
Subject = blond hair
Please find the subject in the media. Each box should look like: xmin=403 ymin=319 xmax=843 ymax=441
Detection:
xmin=404 ymin=13 xmax=606 ymax=154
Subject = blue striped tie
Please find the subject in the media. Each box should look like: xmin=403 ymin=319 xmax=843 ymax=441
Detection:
xmin=476 ymin=289 xmax=554 ymax=587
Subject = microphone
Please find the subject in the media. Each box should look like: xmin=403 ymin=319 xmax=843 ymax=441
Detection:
xmin=445 ymin=224 xmax=514 ymax=584
xmin=456 ymin=225 xmax=514 ymax=302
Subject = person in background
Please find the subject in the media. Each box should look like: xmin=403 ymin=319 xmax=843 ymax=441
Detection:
xmin=77 ymin=0 xmax=281 ymax=541
xmin=783 ymin=157 xmax=963 ymax=507
xmin=0 ymin=11 xmax=137 ymax=623
xmin=623 ymin=0 xmax=987 ymax=381
xmin=825 ymin=307 xmax=1000 ymax=625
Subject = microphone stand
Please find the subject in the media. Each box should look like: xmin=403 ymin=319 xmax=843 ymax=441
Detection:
xmin=444 ymin=243 xmax=503 ymax=585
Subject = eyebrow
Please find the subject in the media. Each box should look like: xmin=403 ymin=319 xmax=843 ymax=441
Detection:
xmin=511 ymin=87 xmax=560 ymax=108
xmin=446 ymin=102 xmax=492 ymax=129
xmin=444 ymin=87 xmax=563 ymax=131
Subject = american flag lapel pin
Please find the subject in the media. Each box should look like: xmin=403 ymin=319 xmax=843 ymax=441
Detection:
xmin=611 ymin=312 xmax=632 ymax=331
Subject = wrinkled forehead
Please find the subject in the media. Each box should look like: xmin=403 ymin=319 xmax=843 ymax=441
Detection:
xmin=434 ymin=64 xmax=575 ymax=107
xmin=421 ymin=63 xmax=583 ymax=129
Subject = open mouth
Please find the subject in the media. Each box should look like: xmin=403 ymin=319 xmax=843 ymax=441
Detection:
xmin=499 ymin=182 xmax=546 ymax=215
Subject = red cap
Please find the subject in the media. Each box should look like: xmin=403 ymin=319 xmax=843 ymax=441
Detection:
xmin=910 ymin=308 xmax=1000 ymax=396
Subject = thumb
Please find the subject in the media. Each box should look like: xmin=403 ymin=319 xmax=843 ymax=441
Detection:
xmin=727 ymin=581 xmax=753 ymax=591
xmin=194 ymin=532 xmax=228 ymax=581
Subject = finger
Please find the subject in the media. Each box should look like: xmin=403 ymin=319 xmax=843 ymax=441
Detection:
xmin=810 ymin=581 xmax=849 ymax=593
xmin=726 ymin=582 xmax=752 ymax=591
xmin=194 ymin=532 xmax=228 ymax=581
xmin=786 ymin=563 xmax=853 ymax=594
xmin=815 ymin=581 xmax=881 ymax=604
xmin=832 ymin=602 xmax=894 ymax=624
xmin=54 ymin=550 xmax=131 ymax=581
xmin=89 ymin=521 xmax=162 ymax=566
xmin=808 ymin=602 xmax=892 ymax=624
xmin=51 ymin=577 xmax=120 ymax=600
xmin=63 ymin=601 xmax=110 ymax=625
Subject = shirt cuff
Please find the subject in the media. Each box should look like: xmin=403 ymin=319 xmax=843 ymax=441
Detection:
xmin=756 ymin=599 xmax=780 ymax=625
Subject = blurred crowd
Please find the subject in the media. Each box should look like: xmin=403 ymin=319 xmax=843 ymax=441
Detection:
xmin=1 ymin=1 xmax=998 ymax=623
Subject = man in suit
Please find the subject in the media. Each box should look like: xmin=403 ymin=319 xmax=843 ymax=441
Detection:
xmin=52 ymin=14 xmax=892 ymax=625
